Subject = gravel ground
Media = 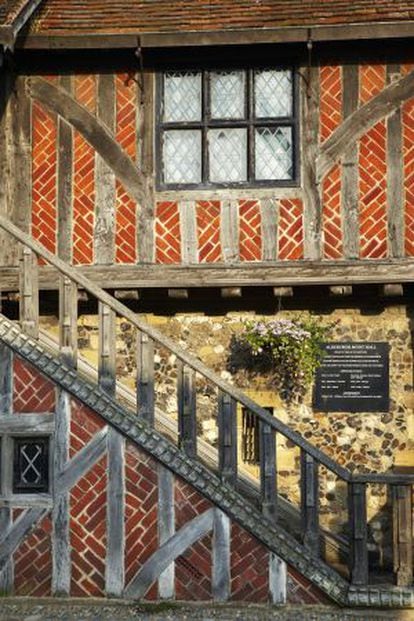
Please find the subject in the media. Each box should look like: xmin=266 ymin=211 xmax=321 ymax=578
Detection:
xmin=0 ymin=600 xmax=410 ymax=621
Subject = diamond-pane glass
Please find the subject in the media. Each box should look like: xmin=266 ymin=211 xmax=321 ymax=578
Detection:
xmin=208 ymin=128 xmax=247 ymax=182
xmin=163 ymin=72 xmax=202 ymax=122
xmin=162 ymin=130 xmax=202 ymax=184
xmin=210 ymin=71 xmax=245 ymax=119
xmin=255 ymin=70 xmax=292 ymax=118
xmin=13 ymin=437 xmax=49 ymax=493
xmin=255 ymin=126 xmax=293 ymax=180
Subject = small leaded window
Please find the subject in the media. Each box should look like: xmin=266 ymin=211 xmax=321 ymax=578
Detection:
xmin=13 ymin=437 xmax=49 ymax=494
xmin=157 ymin=69 xmax=298 ymax=189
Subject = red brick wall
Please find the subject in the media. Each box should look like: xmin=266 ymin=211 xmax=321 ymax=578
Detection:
xmin=9 ymin=357 xmax=328 ymax=604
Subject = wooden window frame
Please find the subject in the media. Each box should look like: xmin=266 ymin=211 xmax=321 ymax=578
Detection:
xmin=156 ymin=68 xmax=300 ymax=191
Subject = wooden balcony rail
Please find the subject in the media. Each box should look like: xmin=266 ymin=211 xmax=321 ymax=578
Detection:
xmin=0 ymin=215 xmax=412 ymax=589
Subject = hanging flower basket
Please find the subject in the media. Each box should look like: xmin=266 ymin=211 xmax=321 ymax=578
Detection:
xmin=237 ymin=317 xmax=336 ymax=402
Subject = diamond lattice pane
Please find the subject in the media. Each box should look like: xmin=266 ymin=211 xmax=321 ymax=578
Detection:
xmin=163 ymin=72 xmax=202 ymax=122
xmin=162 ymin=130 xmax=202 ymax=184
xmin=208 ymin=128 xmax=247 ymax=182
xmin=255 ymin=70 xmax=292 ymax=118
xmin=255 ymin=126 xmax=293 ymax=180
xmin=210 ymin=71 xmax=245 ymax=119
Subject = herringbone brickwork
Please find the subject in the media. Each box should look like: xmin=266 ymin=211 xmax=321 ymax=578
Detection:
xmin=359 ymin=65 xmax=387 ymax=259
xmin=13 ymin=356 xmax=55 ymax=413
xmin=13 ymin=515 xmax=52 ymax=596
xmin=124 ymin=442 xmax=158 ymax=600
xmin=320 ymin=65 xmax=342 ymax=142
xmin=323 ymin=165 xmax=343 ymax=259
xmin=70 ymin=398 xmax=107 ymax=597
xmin=231 ymin=522 xmax=268 ymax=602
xmin=155 ymin=202 xmax=181 ymax=263
xmin=239 ymin=200 xmax=262 ymax=261
xmin=278 ymin=199 xmax=304 ymax=260
xmin=115 ymin=73 xmax=137 ymax=264
xmin=175 ymin=478 xmax=212 ymax=600
xmin=196 ymin=201 xmax=222 ymax=263
xmin=73 ymin=75 xmax=96 ymax=265
xmin=32 ymin=100 xmax=57 ymax=255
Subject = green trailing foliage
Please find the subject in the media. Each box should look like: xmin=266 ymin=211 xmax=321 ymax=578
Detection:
xmin=238 ymin=317 xmax=336 ymax=402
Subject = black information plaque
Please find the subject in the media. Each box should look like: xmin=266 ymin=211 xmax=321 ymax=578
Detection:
xmin=313 ymin=342 xmax=389 ymax=412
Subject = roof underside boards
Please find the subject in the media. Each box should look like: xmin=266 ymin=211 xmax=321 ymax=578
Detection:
xmin=27 ymin=0 xmax=414 ymax=35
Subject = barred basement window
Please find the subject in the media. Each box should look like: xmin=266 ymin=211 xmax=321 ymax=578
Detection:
xmin=241 ymin=406 xmax=274 ymax=465
xmin=13 ymin=437 xmax=49 ymax=494
xmin=157 ymin=69 xmax=298 ymax=189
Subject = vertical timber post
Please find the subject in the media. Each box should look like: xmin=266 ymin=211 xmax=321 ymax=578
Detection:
xmin=98 ymin=302 xmax=125 ymax=597
xmin=392 ymin=484 xmax=413 ymax=587
xmin=300 ymin=450 xmax=319 ymax=555
xmin=177 ymin=361 xmax=197 ymax=458
xmin=137 ymin=330 xmax=155 ymax=425
xmin=218 ymin=391 xmax=237 ymax=486
xmin=212 ymin=508 xmax=231 ymax=602
xmin=0 ymin=344 xmax=13 ymax=592
xmin=158 ymin=465 xmax=175 ymax=599
xmin=348 ymin=481 xmax=369 ymax=586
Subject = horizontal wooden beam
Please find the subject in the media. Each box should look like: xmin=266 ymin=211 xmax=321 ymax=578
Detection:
xmin=0 ymin=414 xmax=54 ymax=433
xmin=0 ymin=259 xmax=413 ymax=292
xmin=17 ymin=21 xmax=414 ymax=50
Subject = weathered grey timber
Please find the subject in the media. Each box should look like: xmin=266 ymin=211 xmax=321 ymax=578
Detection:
xmin=0 ymin=0 xmax=44 ymax=47
xmin=221 ymin=200 xmax=239 ymax=262
xmin=157 ymin=465 xmax=175 ymax=600
xmin=260 ymin=422 xmax=277 ymax=518
xmin=137 ymin=331 xmax=155 ymax=425
xmin=98 ymin=303 xmax=116 ymax=396
xmin=212 ymin=509 xmax=231 ymax=602
xmin=302 ymin=64 xmax=322 ymax=260
xmin=57 ymin=76 xmax=73 ymax=263
xmin=94 ymin=74 xmax=116 ymax=265
xmin=19 ymin=246 xmax=39 ymax=338
xmin=59 ymin=276 xmax=78 ymax=367
xmin=318 ymin=68 xmax=414 ymax=181
xmin=106 ymin=428 xmax=125 ymax=596
xmin=260 ymin=198 xmax=278 ymax=261
xmin=387 ymin=65 xmax=405 ymax=258
xmin=341 ymin=64 xmax=359 ymax=259
xmin=57 ymin=426 xmax=108 ymax=492
xmin=300 ymin=451 xmax=319 ymax=555
xmin=0 ymin=508 xmax=47 ymax=573
xmin=348 ymin=483 xmax=368 ymax=586
xmin=137 ymin=73 xmax=155 ymax=264
xmin=0 ymin=315 xmax=350 ymax=605
xmin=52 ymin=388 xmax=71 ymax=596
xmin=28 ymin=77 xmax=146 ymax=206
xmin=125 ymin=509 xmax=215 ymax=599
xmin=269 ymin=554 xmax=287 ymax=605
xmin=0 ymin=414 xmax=54 ymax=433
xmin=0 ymin=344 xmax=13 ymax=593
xmin=218 ymin=391 xmax=237 ymax=485
xmin=2 ymin=258 xmax=414 ymax=291
xmin=179 ymin=201 xmax=198 ymax=264
xmin=392 ymin=485 xmax=413 ymax=587
xmin=177 ymin=361 xmax=197 ymax=458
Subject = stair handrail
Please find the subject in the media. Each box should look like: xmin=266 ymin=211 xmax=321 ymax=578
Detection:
xmin=0 ymin=215 xmax=356 ymax=481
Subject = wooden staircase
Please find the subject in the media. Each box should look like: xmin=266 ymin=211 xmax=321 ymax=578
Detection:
xmin=0 ymin=215 xmax=412 ymax=607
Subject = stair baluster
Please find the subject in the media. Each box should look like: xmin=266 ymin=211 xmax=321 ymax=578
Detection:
xmin=348 ymin=481 xmax=369 ymax=586
xmin=177 ymin=361 xmax=197 ymax=458
xmin=259 ymin=420 xmax=277 ymax=519
xmin=59 ymin=276 xmax=78 ymax=368
xmin=392 ymin=484 xmax=413 ymax=586
xmin=98 ymin=302 xmax=116 ymax=397
xmin=218 ymin=391 xmax=237 ymax=486
xmin=300 ymin=450 xmax=320 ymax=555
xmin=19 ymin=245 xmax=39 ymax=338
xmin=137 ymin=330 xmax=155 ymax=425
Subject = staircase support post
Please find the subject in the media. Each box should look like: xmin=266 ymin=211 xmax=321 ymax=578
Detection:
xmin=392 ymin=484 xmax=413 ymax=587
xmin=218 ymin=391 xmax=237 ymax=486
xmin=260 ymin=421 xmax=277 ymax=519
xmin=177 ymin=361 xmax=197 ymax=458
xmin=348 ymin=481 xmax=369 ymax=586
xmin=300 ymin=451 xmax=320 ymax=555
xmin=137 ymin=331 xmax=155 ymax=425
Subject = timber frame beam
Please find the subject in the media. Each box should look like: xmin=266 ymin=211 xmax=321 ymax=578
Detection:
xmin=0 ymin=259 xmax=413 ymax=291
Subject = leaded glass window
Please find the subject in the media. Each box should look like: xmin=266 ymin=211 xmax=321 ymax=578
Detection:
xmin=13 ymin=437 xmax=49 ymax=494
xmin=158 ymin=68 xmax=297 ymax=188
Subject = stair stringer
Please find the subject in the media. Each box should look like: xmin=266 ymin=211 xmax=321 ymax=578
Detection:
xmin=0 ymin=314 xmax=349 ymax=605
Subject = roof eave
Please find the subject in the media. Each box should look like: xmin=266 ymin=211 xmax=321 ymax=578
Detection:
xmin=3 ymin=0 xmax=43 ymax=48
xmin=16 ymin=19 xmax=414 ymax=50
